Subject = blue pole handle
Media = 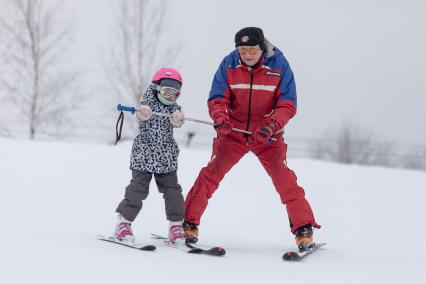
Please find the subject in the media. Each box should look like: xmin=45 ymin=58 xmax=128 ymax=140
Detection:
xmin=117 ymin=104 xmax=136 ymax=114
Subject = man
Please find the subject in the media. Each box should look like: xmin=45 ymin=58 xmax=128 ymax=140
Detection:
xmin=183 ymin=27 xmax=320 ymax=252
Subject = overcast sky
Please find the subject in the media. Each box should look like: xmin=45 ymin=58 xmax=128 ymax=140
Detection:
xmin=1 ymin=0 xmax=425 ymax=146
xmin=171 ymin=0 xmax=426 ymax=146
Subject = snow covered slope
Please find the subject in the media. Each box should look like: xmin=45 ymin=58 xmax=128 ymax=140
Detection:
xmin=1 ymin=139 xmax=425 ymax=284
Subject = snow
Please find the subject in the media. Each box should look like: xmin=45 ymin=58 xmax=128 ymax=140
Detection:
xmin=1 ymin=138 xmax=426 ymax=284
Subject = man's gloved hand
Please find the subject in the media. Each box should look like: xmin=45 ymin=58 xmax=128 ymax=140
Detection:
xmin=253 ymin=125 xmax=274 ymax=144
xmin=213 ymin=112 xmax=233 ymax=135
xmin=137 ymin=105 xmax=152 ymax=120
xmin=170 ymin=110 xmax=185 ymax=127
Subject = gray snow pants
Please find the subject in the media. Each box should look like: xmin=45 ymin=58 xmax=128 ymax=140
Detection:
xmin=116 ymin=170 xmax=184 ymax=222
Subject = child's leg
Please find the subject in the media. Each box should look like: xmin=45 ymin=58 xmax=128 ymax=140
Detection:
xmin=116 ymin=170 xmax=152 ymax=222
xmin=153 ymin=171 xmax=184 ymax=222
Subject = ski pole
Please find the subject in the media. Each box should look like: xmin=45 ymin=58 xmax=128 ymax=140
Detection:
xmin=150 ymin=111 xmax=254 ymax=135
xmin=117 ymin=104 xmax=137 ymax=114
xmin=153 ymin=111 xmax=281 ymax=141
xmin=117 ymin=104 xmax=279 ymax=140
xmin=117 ymin=104 xmax=252 ymax=135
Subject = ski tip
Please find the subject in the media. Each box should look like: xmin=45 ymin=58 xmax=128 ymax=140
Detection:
xmin=282 ymin=251 xmax=301 ymax=261
xmin=141 ymin=245 xmax=156 ymax=251
xmin=209 ymin=247 xmax=226 ymax=256
xmin=97 ymin=234 xmax=156 ymax=251
xmin=187 ymin=246 xmax=226 ymax=256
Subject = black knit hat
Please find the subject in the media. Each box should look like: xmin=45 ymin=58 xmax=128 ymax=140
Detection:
xmin=235 ymin=27 xmax=265 ymax=48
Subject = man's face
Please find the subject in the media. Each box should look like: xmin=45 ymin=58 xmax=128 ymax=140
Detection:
xmin=238 ymin=45 xmax=263 ymax=67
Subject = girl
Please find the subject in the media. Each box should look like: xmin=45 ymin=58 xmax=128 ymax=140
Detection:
xmin=114 ymin=68 xmax=186 ymax=245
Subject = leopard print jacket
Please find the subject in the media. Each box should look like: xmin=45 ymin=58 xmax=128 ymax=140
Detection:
xmin=130 ymin=85 xmax=181 ymax=173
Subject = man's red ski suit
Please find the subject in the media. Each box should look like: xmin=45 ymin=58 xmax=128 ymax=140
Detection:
xmin=184 ymin=47 xmax=320 ymax=233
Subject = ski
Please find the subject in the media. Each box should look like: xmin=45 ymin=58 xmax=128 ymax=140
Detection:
xmin=97 ymin=235 xmax=156 ymax=251
xmin=282 ymin=242 xmax=326 ymax=261
xmin=150 ymin=234 xmax=225 ymax=256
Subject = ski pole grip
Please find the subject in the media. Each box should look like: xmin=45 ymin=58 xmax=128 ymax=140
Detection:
xmin=117 ymin=104 xmax=136 ymax=114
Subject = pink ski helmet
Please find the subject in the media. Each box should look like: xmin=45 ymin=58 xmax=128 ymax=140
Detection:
xmin=152 ymin=68 xmax=183 ymax=85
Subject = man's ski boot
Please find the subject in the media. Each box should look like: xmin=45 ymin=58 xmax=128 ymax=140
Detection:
xmin=182 ymin=221 xmax=199 ymax=244
xmin=169 ymin=221 xmax=186 ymax=246
xmin=294 ymin=224 xmax=314 ymax=252
xmin=115 ymin=214 xmax=135 ymax=243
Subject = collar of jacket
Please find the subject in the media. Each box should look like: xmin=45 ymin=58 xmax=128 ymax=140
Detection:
xmin=264 ymin=38 xmax=276 ymax=59
xmin=239 ymin=55 xmax=265 ymax=72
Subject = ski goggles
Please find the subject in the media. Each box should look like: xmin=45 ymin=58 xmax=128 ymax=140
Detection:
xmin=159 ymin=86 xmax=181 ymax=101
xmin=238 ymin=46 xmax=261 ymax=56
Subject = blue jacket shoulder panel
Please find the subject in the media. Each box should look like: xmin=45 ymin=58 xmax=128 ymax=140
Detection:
xmin=263 ymin=47 xmax=286 ymax=69
xmin=208 ymin=51 xmax=240 ymax=102
xmin=264 ymin=47 xmax=297 ymax=106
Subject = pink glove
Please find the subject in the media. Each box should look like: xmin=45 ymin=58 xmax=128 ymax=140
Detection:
xmin=137 ymin=105 xmax=152 ymax=120
xmin=170 ymin=110 xmax=185 ymax=127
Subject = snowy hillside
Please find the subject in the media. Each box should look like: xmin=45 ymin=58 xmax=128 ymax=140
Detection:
xmin=1 ymin=138 xmax=425 ymax=284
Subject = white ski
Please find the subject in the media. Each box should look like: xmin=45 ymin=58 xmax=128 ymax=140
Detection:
xmin=97 ymin=235 xmax=156 ymax=251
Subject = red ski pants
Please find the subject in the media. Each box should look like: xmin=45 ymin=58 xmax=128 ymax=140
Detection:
xmin=184 ymin=134 xmax=320 ymax=233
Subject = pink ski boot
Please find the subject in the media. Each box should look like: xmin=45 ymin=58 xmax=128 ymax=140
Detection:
xmin=169 ymin=221 xmax=186 ymax=245
xmin=115 ymin=215 xmax=135 ymax=243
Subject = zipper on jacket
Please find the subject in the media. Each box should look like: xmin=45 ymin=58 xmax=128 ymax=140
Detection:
xmin=245 ymin=69 xmax=254 ymax=144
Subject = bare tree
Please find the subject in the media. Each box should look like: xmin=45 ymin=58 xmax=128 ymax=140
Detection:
xmin=402 ymin=147 xmax=426 ymax=170
xmin=310 ymin=121 xmax=394 ymax=166
xmin=0 ymin=0 xmax=83 ymax=140
xmin=104 ymin=0 xmax=182 ymax=132
xmin=0 ymin=120 xmax=13 ymax=138
xmin=333 ymin=122 xmax=373 ymax=164
xmin=185 ymin=131 xmax=196 ymax=147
